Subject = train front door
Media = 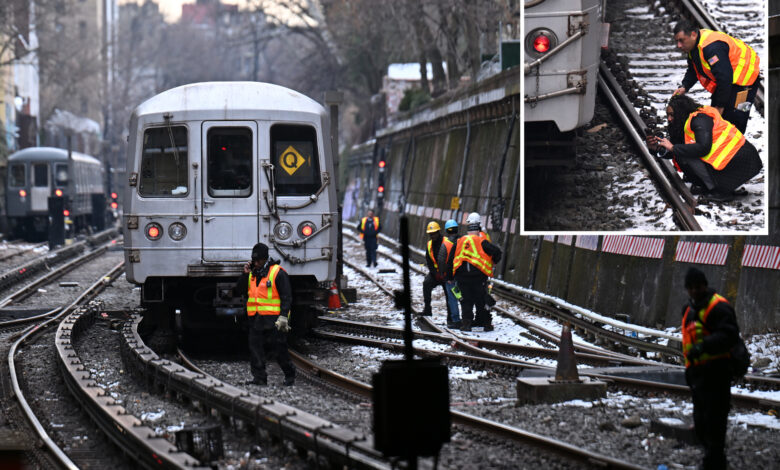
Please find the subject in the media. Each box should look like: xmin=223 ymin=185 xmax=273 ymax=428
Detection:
xmin=30 ymin=163 xmax=50 ymax=212
xmin=201 ymin=121 xmax=259 ymax=262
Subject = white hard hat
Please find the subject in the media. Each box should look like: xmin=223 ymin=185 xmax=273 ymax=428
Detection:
xmin=466 ymin=212 xmax=481 ymax=225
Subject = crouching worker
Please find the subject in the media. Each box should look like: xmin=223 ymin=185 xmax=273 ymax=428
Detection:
xmin=233 ymin=242 xmax=296 ymax=386
xmin=647 ymin=94 xmax=762 ymax=202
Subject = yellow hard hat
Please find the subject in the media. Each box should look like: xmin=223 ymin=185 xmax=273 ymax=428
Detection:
xmin=426 ymin=221 xmax=441 ymax=233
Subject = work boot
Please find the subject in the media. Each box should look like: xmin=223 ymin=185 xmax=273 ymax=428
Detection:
xmin=447 ymin=321 xmax=461 ymax=329
xmin=705 ymin=190 xmax=735 ymax=202
xmin=283 ymin=376 xmax=295 ymax=386
xmin=248 ymin=377 xmax=267 ymax=386
xmin=483 ymin=323 xmax=494 ymax=332
xmin=690 ymin=185 xmax=706 ymax=195
xmin=422 ymin=305 xmax=432 ymax=316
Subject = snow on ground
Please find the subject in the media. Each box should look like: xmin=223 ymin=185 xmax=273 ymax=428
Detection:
xmin=616 ymin=2 xmax=767 ymax=232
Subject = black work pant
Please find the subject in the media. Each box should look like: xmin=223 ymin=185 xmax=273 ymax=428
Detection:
xmin=458 ymin=279 xmax=490 ymax=328
xmin=686 ymin=362 xmax=732 ymax=470
xmin=717 ymin=77 xmax=760 ymax=134
xmin=422 ymin=273 xmax=453 ymax=319
xmin=364 ymin=237 xmax=377 ymax=266
xmin=248 ymin=316 xmax=295 ymax=381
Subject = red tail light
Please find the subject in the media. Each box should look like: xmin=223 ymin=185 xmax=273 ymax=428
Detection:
xmin=533 ymin=35 xmax=551 ymax=53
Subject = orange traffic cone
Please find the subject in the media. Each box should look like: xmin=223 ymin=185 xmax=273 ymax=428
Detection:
xmin=328 ymin=282 xmax=341 ymax=310
xmin=555 ymin=323 xmax=580 ymax=383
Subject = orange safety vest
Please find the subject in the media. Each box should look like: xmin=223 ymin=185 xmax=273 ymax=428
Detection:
xmin=691 ymin=29 xmax=759 ymax=93
xmin=360 ymin=216 xmax=379 ymax=240
xmin=683 ymin=106 xmax=744 ymax=170
xmin=427 ymin=238 xmax=453 ymax=271
xmin=247 ymin=264 xmax=283 ymax=316
xmin=682 ymin=293 xmax=731 ymax=368
xmin=479 ymin=231 xmax=491 ymax=243
xmin=453 ymin=234 xmax=493 ymax=277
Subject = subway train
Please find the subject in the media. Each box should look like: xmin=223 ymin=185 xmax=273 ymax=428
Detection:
xmin=123 ymin=82 xmax=338 ymax=341
xmin=524 ymin=0 xmax=603 ymax=165
xmin=5 ymin=147 xmax=106 ymax=239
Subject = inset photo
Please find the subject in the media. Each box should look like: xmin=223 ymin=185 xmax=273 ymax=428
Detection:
xmin=522 ymin=0 xmax=767 ymax=234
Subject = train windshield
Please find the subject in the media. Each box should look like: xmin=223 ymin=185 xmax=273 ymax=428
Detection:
xmin=9 ymin=164 xmax=25 ymax=187
xmin=139 ymin=125 xmax=188 ymax=197
xmin=271 ymin=124 xmax=321 ymax=196
xmin=207 ymin=127 xmax=252 ymax=198
xmin=33 ymin=164 xmax=48 ymax=187
xmin=55 ymin=163 xmax=68 ymax=186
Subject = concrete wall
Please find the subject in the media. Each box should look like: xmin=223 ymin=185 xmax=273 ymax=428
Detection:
xmin=343 ymin=66 xmax=779 ymax=335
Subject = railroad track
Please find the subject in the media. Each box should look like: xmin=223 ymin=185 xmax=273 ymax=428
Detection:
xmin=0 ymin=241 xmax=46 ymax=263
xmin=286 ymin=344 xmax=643 ymax=469
xmin=116 ymin=318 xmax=392 ymax=469
xmin=6 ymin=260 xmax=127 ymax=469
xmin=338 ymin=232 xmax=780 ymax=409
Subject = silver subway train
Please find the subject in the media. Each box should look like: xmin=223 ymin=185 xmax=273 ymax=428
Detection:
xmin=524 ymin=0 xmax=603 ymax=165
xmin=6 ymin=147 xmax=105 ymax=238
xmin=123 ymin=82 xmax=338 ymax=337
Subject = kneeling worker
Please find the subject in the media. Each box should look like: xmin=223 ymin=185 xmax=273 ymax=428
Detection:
xmin=233 ymin=242 xmax=296 ymax=386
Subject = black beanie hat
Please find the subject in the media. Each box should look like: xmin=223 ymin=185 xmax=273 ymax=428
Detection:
xmin=251 ymin=243 xmax=269 ymax=261
xmin=684 ymin=267 xmax=708 ymax=289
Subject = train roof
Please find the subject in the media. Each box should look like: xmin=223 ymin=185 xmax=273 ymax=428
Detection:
xmin=8 ymin=147 xmax=101 ymax=165
xmin=133 ymin=82 xmax=327 ymax=121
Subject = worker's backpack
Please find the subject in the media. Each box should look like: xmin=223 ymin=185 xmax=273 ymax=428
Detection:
xmin=729 ymin=337 xmax=750 ymax=381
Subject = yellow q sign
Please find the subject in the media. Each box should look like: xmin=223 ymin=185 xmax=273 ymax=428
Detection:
xmin=280 ymin=145 xmax=305 ymax=176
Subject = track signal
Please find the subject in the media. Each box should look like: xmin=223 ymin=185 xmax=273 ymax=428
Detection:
xmin=110 ymin=192 xmax=119 ymax=210
xmin=377 ymin=159 xmax=386 ymax=200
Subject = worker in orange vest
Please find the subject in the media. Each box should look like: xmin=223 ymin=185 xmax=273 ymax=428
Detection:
xmin=232 ymin=243 xmax=295 ymax=386
xmin=451 ymin=213 xmax=501 ymax=332
xmin=647 ymin=94 xmax=761 ymax=202
xmin=421 ymin=221 xmax=456 ymax=327
xmin=672 ymin=21 xmax=760 ymax=133
xmin=681 ymin=268 xmax=741 ymax=470
xmin=358 ymin=209 xmax=380 ymax=267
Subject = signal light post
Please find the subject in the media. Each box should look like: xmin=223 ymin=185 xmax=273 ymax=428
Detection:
xmin=377 ymin=159 xmax=386 ymax=211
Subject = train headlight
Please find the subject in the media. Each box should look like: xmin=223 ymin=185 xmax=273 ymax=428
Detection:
xmin=145 ymin=222 xmax=163 ymax=240
xmin=168 ymin=222 xmax=187 ymax=241
xmin=298 ymin=221 xmax=316 ymax=238
xmin=526 ymin=28 xmax=557 ymax=57
xmin=274 ymin=222 xmax=293 ymax=240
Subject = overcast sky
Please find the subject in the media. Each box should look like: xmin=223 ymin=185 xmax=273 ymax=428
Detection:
xmin=119 ymin=0 xmax=243 ymax=22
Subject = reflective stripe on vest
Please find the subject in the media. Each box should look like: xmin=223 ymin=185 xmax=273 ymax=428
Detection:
xmin=247 ymin=264 xmax=282 ymax=316
xmin=692 ymin=29 xmax=760 ymax=93
xmin=427 ymin=238 xmax=453 ymax=271
xmin=683 ymin=106 xmax=744 ymax=170
xmin=453 ymin=234 xmax=493 ymax=277
xmin=360 ymin=216 xmax=379 ymax=240
xmin=681 ymin=293 xmax=731 ymax=368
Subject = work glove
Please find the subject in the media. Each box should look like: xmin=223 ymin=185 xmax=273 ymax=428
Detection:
xmin=686 ymin=343 xmax=705 ymax=361
xmin=275 ymin=315 xmax=290 ymax=332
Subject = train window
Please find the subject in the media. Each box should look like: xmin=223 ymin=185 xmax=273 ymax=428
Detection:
xmin=33 ymin=164 xmax=49 ymax=187
xmin=9 ymin=164 xmax=25 ymax=187
xmin=270 ymin=124 xmax=321 ymax=196
xmin=140 ymin=126 xmax=188 ymax=197
xmin=55 ymin=163 xmax=68 ymax=186
xmin=207 ymin=127 xmax=252 ymax=198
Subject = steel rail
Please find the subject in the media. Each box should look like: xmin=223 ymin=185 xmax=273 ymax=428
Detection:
xmin=287 ymin=344 xmax=645 ymax=469
xmin=0 ymin=244 xmax=109 ymax=308
xmin=8 ymin=261 xmax=125 ymax=470
xmin=0 ymin=242 xmax=46 ymax=262
xmin=120 ymin=321 xmax=391 ymax=470
xmin=56 ymin=265 xmax=209 ymax=470
xmin=598 ymin=64 xmax=702 ymax=231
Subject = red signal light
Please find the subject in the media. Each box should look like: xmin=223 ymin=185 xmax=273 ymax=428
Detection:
xmin=110 ymin=202 xmax=118 ymax=209
xmin=63 ymin=210 xmax=70 ymax=217
xmin=19 ymin=189 xmax=27 ymax=197
xmin=221 ymin=146 xmax=227 ymax=151
xmin=378 ymin=160 xmax=385 ymax=168
xmin=302 ymin=225 xmax=313 ymax=237
xmin=55 ymin=189 xmax=63 ymax=197
xmin=148 ymin=226 xmax=160 ymax=238
xmin=533 ymin=35 xmax=551 ymax=53
xmin=111 ymin=192 xmax=118 ymax=199
xmin=377 ymin=185 xmax=385 ymax=193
